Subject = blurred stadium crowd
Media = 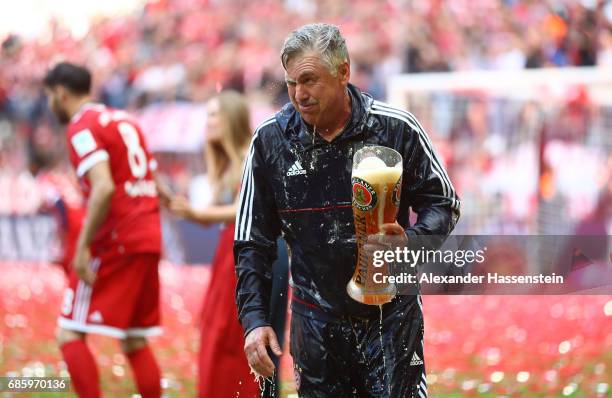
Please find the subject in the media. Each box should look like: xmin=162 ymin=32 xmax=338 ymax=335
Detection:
xmin=0 ymin=0 xmax=610 ymax=235
xmin=3 ymin=0 xmax=612 ymax=112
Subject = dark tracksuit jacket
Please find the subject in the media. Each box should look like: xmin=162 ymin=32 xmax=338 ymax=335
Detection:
xmin=234 ymin=84 xmax=459 ymax=397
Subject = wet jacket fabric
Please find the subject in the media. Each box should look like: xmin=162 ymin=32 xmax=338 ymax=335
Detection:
xmin=234 ymin=83 xmax=460 ymax=336
xmin=290 ymin=295 xmax=427 ymax=397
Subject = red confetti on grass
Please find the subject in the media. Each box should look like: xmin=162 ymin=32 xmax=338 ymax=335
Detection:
xmin=0 ymin=262 xmax=610 ymax=397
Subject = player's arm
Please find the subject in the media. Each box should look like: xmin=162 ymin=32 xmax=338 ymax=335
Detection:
xmin=153 ymin=170 xmax=172 ymax=207
xmin=402 ymin=118 xmax=460 ymax=240
xmin=73 ymin=161 xmax=115 ymax=284
xmin=233 ymin=132 xmax=282 ymax=377
xmin=145 ymin=154 xmax=172 ymax=207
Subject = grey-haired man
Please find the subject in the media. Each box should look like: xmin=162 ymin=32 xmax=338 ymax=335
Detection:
xmin=234 ymin=23 xmax=459 ymax=397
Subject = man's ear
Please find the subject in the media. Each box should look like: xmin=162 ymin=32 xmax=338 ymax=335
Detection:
xmin=56 ymin=85 xmax=68 ymax=102
xmin=338 ymin=61 xmax=350 ymax=85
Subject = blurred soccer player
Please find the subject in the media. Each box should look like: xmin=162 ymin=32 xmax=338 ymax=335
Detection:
xmin=43 ymin=62 xmax=170 ymax=398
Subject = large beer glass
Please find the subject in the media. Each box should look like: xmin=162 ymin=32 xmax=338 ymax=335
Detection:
xmin=347 ymin=145 xmax=402 ymax=305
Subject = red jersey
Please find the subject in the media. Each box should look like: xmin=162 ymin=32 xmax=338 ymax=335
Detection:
xmin=66 ymin=103 xmax=161 ymax=257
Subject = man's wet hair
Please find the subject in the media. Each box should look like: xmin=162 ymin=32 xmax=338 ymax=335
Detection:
xmin=43 ymin=62 xmax=91 ymax=95
xmin=281 ymin=23 xmax=349 ymax=76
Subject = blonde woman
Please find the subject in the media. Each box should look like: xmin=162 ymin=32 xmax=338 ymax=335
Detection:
xmin=170 ymin=91 xmax=259 ymax=398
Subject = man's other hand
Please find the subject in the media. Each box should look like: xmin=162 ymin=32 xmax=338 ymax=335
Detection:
xmin=365 ymin=222 xmax=409 ymax=249
xmin=244 ymin=326 xmax=282 ymax=378
xmin=380 ymin=222 xmax=408 ymax=241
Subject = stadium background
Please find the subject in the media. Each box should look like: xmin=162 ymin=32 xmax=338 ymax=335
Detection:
xmin=1 ymin=0 xmax=611 ymax=396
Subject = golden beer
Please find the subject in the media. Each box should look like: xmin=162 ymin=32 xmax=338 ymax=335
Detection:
xmin=347 ymin=146 xmax=402 ymax=305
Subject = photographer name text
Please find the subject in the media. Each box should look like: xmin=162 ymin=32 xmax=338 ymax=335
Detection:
xmin=373 ymin=272 xmax=564 ymax=285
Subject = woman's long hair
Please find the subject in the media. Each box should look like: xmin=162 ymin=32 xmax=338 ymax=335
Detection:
xmin=205 ymin=90 xmax=252 ymax=203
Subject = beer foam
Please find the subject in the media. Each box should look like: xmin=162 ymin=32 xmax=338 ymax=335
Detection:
xmin=353 ymin=162 xmax=402 ymax=184
xmin=357 ymin=156 xmax=387 ymax=170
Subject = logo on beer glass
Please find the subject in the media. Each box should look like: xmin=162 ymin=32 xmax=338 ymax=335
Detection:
xmin=352 ymin=177 xmax=377 ymax=211
xmin=392 ymin=177 xmax=402 ymax=207
xmin=347 ymin=145 xmax=403 ymax=305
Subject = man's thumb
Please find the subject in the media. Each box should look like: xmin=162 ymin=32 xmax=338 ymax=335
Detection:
xmin=381 ymin=223 xmax=403 ymax=235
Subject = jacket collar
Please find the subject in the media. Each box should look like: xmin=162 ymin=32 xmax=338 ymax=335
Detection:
xmin=276 ymin=83 xmax=373 ymax=150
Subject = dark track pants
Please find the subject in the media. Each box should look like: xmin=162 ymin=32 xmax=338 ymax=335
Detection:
xmin=290 ymin=297 xmax=427 ymax=398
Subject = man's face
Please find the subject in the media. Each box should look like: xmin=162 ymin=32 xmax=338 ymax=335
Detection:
xmin=285 ymin=52 xmax=349 ymax=127
xmin=45 ymin=86 xmax=70 ymax=124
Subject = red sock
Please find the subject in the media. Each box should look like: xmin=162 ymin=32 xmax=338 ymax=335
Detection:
xmin=60 ymin=340 xmax=100 ymax=398
xmin=126 ymin=345 xmax=161 ymax=398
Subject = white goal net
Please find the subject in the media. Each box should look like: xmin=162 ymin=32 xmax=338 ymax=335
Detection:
xmin=386 ymin=67 xmax=612 ymax=235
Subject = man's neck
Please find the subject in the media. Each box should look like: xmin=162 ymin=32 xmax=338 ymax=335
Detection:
xmin=315 ymin=89 xmax=352 ymax=142
xmin=67 ymin=97 xmax=93 ymax=121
